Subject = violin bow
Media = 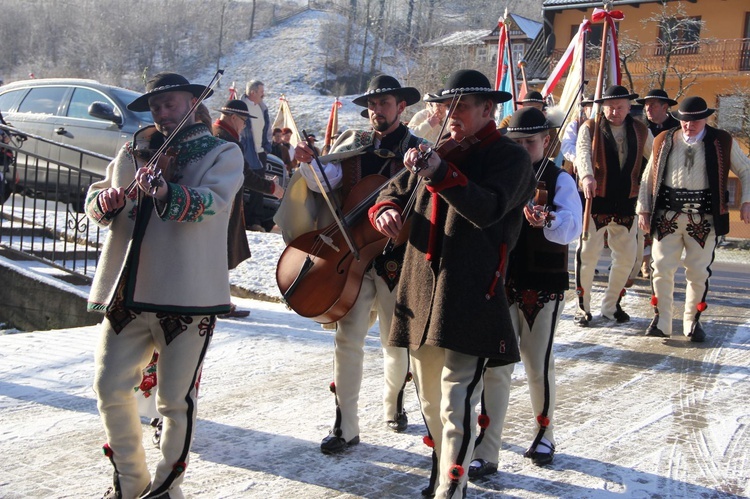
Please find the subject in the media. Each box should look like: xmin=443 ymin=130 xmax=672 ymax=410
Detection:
xmin=300 ymin=129 xmax=360 ymax=260
xmin=382 ymin=91 xmax=462 ymax=254
xmin=122 ymin=69 xmax=225 ymax=197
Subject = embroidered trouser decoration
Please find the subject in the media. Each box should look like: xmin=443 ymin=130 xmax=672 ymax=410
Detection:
xmin=654 ymin=211 xmax=679 ymax=241
xmin=686 ymin=213 xmax=711 ymax=248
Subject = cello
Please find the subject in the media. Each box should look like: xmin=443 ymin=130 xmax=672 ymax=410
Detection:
xmin=275 ymin=170 xmax=410 ymax=324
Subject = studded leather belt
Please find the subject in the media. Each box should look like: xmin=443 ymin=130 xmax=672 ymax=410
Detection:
xmin=656 ymin=185 xmax=712 ymax=214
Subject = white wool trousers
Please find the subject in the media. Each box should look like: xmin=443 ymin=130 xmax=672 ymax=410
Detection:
xmin=575 ymin=216 xmax=638 ymax=317
xmin=650 ymin=211 xmax=718 ymax=336
xmin=411 ymin=345 xmax=487 ymax=499
xmin=332 ymin=267 xmax=409 ymax=441
xmin=94 ymin=311 xmax=213 ymax=499
xmin=473 ymin=295 xmax=562 ymax=464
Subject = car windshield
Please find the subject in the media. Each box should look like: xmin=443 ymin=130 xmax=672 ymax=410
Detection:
xmin=109 ymin=87 xmax=154 ymax=124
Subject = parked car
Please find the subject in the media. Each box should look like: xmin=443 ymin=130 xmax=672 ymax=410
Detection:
xmin=0 ymin=78 xmax=154 ymax=205
xmin=247 ymin=153 xmax=289 ymax=232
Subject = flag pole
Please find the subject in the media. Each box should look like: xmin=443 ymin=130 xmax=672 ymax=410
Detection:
xmin=582 ymin=5 xmax=611 ymax=241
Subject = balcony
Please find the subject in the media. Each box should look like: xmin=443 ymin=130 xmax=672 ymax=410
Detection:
xmin=549 ymin=37 xmax=750 ymax=79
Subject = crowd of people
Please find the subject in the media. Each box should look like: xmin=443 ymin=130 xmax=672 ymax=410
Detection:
xmin=82 ymin=67 xmax=750 ymax=499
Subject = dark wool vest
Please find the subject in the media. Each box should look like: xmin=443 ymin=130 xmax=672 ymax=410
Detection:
xmin=507 ymin=161 xmax=570 ymax=292
xmin=646 ymin=125 xmax=733 ymax=236
xmin=583 ymin=115 xmax=648 ymax=216
xmin=648 ymin=115 xmax=680 ymax=138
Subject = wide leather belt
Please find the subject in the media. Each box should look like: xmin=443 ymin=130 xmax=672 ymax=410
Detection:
xmin=656 ymin=185 xmax=711 ymax=214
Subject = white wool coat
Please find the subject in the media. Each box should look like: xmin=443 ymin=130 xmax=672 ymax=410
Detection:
xmin=86 ymin=124 xmax=244 ymax=315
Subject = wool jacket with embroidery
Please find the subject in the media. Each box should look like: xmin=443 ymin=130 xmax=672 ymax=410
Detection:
xmin=86 ymin=123 xmax=244 ymax=314
xmin=370 ymin=121 xmax=535 ymax=362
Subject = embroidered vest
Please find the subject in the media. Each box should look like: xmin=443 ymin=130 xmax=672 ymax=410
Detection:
xmin=583 ymin=115 xmax=648 ymax=216
xmin=647 ymin=126 xmax=733 ymax=236
xmin=507 ymin=161 xmax=570 ymax=292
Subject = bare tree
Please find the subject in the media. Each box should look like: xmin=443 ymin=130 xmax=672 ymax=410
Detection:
xmin=640 ymin=2 xmax=709 ymax=97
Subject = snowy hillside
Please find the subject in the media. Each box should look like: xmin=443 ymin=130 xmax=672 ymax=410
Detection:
xmin=194 ymin=9 xmax=415 ymax=139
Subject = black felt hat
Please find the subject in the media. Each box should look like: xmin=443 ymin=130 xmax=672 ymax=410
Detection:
xmin=505 ymin=107 xmax=558 ymax=139
xmin=128 ymin=72 xmax=212 ymax=112
xmin=215 ymin=99 xmax=256 ymax=119
xmin=636 ymin=89 xmax=678 ymax=107
xmin=520 ymin=90 xmax=546 ymax=105
xmin=352 ymin=75 xmax=421 ymax=107
xmin=425 ymin=69 xmax=512 ymax=104
xmin=671 ymin=96 xmax=715 ymax=121
xmin=581 ymin=93 xmax=595 ymax=106
xmin=594 ymin=85 xmax=639 ymax=104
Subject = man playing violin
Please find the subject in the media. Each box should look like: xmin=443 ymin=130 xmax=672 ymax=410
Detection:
xmin=370 ymin=69 xmax=535 ymax=498
xmin=468 ymin=107 xmax=582 ymax=479
xmin=275 ymin=75 xmax=426 ymax=455
xmin=86 ymin=72 xmax=244 ymax=499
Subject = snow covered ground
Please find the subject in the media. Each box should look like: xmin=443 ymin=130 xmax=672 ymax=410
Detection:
xmin=1 ymin=230 xmax=749 ymax=498
xmin=1 ymin=8 xmax=750 ymax=499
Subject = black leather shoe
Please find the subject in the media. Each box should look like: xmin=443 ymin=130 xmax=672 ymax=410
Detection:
xmin=420 ymin=486 xmax=435 ymax=497
xmin=320 ymin=433 xmax=360 ymax=454
xmin=645 ymin=325 xmax=668 ymax=337
xmin=468 ymin=459 xmax=498 ymax=480
xmin=613 ymin=309 xmax=630 ymax=323
xmin=386 ymin=411 xmax=408 ymax=432
xmin=574 ymin=312 xmax=592 ymax=327
xmin=690 ymin=323 xmax=706 ymax=343
xmin=524 ymin=440 xmax=555 ymax=466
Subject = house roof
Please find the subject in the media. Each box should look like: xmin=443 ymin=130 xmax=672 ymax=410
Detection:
xmin=511 ymin=14 xmax=543 ymax=40
xmin=423 ymin=29 xmax=490 ymax=48
xmin=542 ymin=0 xmax=666 ymax=10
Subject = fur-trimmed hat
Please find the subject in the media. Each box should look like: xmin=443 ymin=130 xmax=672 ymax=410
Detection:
xmin=506 ymin=107 xmax=558 ymax=139
xmin=425 ymin=69 xmax=512 ymax=104
xmin=636 ymin=89 xmax=678 ymax=107
xmin=671 ymin=96 xmax=715 ymax=121
xmin=351 ymin=75 xmax=421 ymax=107
xmin=594 ymin=85 xmax=638 ymax=104
xmin=128 ymin=72 xmax=212 ymax=112
xmin=215 ymin=99 xmax=256 ymax=119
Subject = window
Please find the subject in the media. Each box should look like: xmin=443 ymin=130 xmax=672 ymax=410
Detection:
xmin=572 ymin=23 xmax=620 ymax=48
xmin=512 ymin=43 xmax=525 ymax=64
xmin=0 ymin=89 xmax=26 ymax=113
xmin=655 ymin=16 xmax=702 ymax=55
xmin=17 ymin=87 xmax=66 ymax=115
xmin=67 ymin=87 xmax=115 ymax=121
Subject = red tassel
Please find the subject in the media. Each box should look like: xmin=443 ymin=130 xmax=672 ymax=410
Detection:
xmin=478 ymin=414 xmax=490 ymax=429
xmin=329 ymin=382 xmax=336 ymax=394
xmin=576 ymin=286 xmax=584 ymax=297
xmin=620 ymin=288 xmax=627 ymax=297
xmin=650 ymin=295 xmax=658 ymax=306
xmin=173 ymin=462 xmax=187 ymax=474
xmin=423 ymin=435 xmax=435 ymax=448
xmin=448 ymin=464 xmax=465 ymax=480
xmin=102 ymin=443 xmax=113 ymax=458
xmin=406 ymin=372 xmax=413 ymax=382
xmin=697 ymin=302 xmax=707 ymax=312
xmin=537 ymin=414 xmax=550 ymax=427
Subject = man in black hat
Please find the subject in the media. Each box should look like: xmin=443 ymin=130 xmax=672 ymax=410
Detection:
xmin=636 ymin=89 xmax=680 ymax=137
xmin=637 ymin=96 xmax=750 ymax=343
xmin=371 ymin=69 xmax=535 ymax=498
xmin=212 ymin=99 xmax=283 ymax=318
xmin=86 ymin=72 xmax=244 ymax=498
xmin=574 ymin=84 xmax=654 ymax=327
xmin=468 ymin=107 xmax=582 ymax=478
xmin=275 ymin=74 xmax=425 ymax=455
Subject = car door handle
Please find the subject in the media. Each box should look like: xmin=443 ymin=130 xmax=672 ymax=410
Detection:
xmin=55 ymin=127 xmax=67 ymax=135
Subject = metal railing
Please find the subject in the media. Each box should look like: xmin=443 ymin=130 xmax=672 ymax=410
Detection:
xmin=1 ymin=124 xmax=107 ymax=280
xmin=548 ymin=37 xmax=750 ymax=78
